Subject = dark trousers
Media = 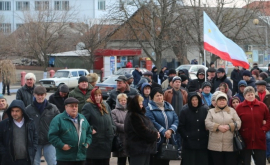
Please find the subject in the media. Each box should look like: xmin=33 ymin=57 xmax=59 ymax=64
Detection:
xmin=117 ymin=157 xmax=130 ymax=165
xmin=240 ymin=149 xmax=266 ymax=165
xmin=57 ymin=161 xmax=85 ymax=165
xmin=14 ymin=159 xmax=31 ymax=165
xmin=2 ymin=82 xmax=9 ymax=95
xmin=85 ymin=159 xmax=110 ymax=165
xmin=130 ymin=154 xmax=150 ymax=165
xmin=149 ymin=155 xmax=170 ymax=165
xmin=232 ymin=85 xmax=238 ymax=96
xmin=211 ymin=151 xmax=238 ymax=165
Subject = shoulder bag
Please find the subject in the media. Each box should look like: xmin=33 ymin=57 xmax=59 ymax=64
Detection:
xmin=233 ymin=121 xmax=245 ymax=151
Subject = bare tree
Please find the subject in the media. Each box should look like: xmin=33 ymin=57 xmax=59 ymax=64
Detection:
xmin=14 ymin=8 xmax=78 ymax=71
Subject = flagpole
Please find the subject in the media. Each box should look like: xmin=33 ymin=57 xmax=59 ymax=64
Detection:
xmin=204 ymin=49 xmax=207 ymax=82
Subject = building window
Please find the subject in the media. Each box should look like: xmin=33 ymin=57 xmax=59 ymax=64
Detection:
xmin=54 ymin=1 xmax=69 ymax=10
xmin=16 ymin=23 xmax=24 ymax=29
xmin=0 ymin=2 xmax=11 ymax=11
xmin=98 ymin=0 xmax=105 ymax=10
xmin=16 ymin=1 xmax=30 ymax=11
xmin=35 ymin=1 xmax=49 ymax=10
xmin=0 ymin=23 xmax=11 ymax=33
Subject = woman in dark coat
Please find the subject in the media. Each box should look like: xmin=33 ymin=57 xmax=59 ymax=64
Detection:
xmin=145 ymin=87 xmax=179 ymax=165
xmin=124 ymin=95 xmax=159 ymax=165
xmin=111 ymin=93 xmax=129 ymax=165
xmin=81 ymin=87 xmax=115 ymax=165
xmin=152 ymin=67 xmax=158 ymax=83
xmin=236 ymin=86 xmax=270 ymax=165
xmin=178 ymin=92 xmax=209 ymax=165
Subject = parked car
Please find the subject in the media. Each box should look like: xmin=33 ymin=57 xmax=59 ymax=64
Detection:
xmin=103 ymin=68 xmax=149 ymax=81
xmin=39 ymin=69 xmax=90 ymax=92
xmin=96 ymin=76 xmax=118 ymax=99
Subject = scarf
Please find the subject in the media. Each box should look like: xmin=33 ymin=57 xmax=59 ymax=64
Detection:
xmin=172 ymin=89 xmax=183 ymax=116
xmin=202 ymin=92 xmax=212 ymax=106
xmin=79 ymin=87 xmax=87 ymax=95
xmin=33 ymin=98 xmax=47 ymax=114
xmin=89 ymin=87 xmax=108 ymax=115
xmin=247 ymin=99 xmax=256 ymax=108
xmin=258 ymin=90 xmax=266 ymax=101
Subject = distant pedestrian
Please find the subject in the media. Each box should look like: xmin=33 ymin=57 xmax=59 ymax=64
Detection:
xmin=159 ymin=66 xmax=167 ymax=83
xmin=230 ymin=66 xmax=241 ymax=95
xmin=209 ymin=62 xmax=215 ymax=68
xmin=0 ymin=100 xmax=38 ymax=165
xmin=126 ymin=61 xmax=133 ymax=68
xmin=2 ymin=73 xmax=10 ymax=95
xmin=132 ymin=65 xmax=142 ymax=86
xmin=250 ymin=62 xmax=262 ymax=73
xmin=16 ymin=73 xmax=36 ymax=107
xmin=48 ymin=97 xmax=92 ymax=165
xmin=25 ymin=86 xmax=60 ymax=165
xmin=151 ymin=67 xmax=158 ymax=83
xmin=49 ymin=84 xmax=69 ymax=113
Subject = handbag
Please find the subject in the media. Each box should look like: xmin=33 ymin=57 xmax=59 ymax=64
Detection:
xmin=233 ymin=121 xmax=245 ymax=151
xmin=111 ymin=135 xmax=123 ymax=152
xmin=156 ymin=139 xmax=179 ymax=160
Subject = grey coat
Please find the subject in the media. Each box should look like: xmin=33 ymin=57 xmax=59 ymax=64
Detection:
xmin=111 ymin=100 xmax=128 ymax=157
xmin=81 ymin=100 xmax=116 ymax=159
xmin=25 ymin=101 xmax=60 ymax=145
xmin=16 ymin=84 xmax=35 ymax=107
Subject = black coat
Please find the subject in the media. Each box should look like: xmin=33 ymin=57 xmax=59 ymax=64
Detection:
xmin=230 ymin=69 xmax=241 ymax=87
xmin=152 ymin=67 xmax=158 ymax=83
xmin=211 ymin=75 xmax=232 ymax=93
xmin=188 ymin=78 xmax=205 ymax=92
xmin=16 ymin=84 xmax=35 ymax=107
xmin=0 ymin=100 xmax=38 ymax=165
xmin=132 ymin=69 xmax=142 ymax=85
xmin=159 ymin=70 xmax=165 ymax=83
xmin=178 ymin=92 xmax=209 ymax=150
xmin=48 ymin=90 xmax=68 ymax=113
xmin=124 ymin=96 xmax=157 ymax=156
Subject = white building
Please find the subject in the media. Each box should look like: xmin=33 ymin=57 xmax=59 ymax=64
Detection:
xmin=0 ymin=0 xmax=123 ymax=32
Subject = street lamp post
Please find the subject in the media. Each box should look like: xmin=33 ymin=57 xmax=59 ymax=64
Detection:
xmin=253 ymin=18 xmax=269 ymax=65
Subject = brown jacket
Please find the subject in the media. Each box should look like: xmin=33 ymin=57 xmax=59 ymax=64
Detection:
xmin=255 ymin=90 xmax=270 ymax=111
xmin=205 ymin=106 xmax=241 ymax=152
xmin=163 ymin=88 xmax=188 ymax=105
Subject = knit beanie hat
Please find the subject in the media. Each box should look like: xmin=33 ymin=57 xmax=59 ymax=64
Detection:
xmin=202 ymin=81 xmax=212 ymax=89
xmin=242 ymin=70 xmax=251 ymax=77
xmin=180 ymin=75 xmax=188 ymax=82
xmin=150 ymin=87 xmax=163 ymax=99
xmin=59 ymin=84 xmax=69 ymax=93
xmin=78 ymin=76 xmax=88 ymax=84
xmin=215 ymin=93 xmax=228 ymax=102
xmin=168 ymin=69 xmax=176 ymax=75
xmin=211 ymin=91 xmax=222 ymax=101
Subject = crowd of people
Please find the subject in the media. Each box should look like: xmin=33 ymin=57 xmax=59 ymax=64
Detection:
xmin=1 ymin=63 xmax=270 ymax=165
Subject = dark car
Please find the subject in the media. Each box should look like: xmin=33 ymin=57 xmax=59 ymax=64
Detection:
xmin=96 ymin=76 xmax=118 ymax=99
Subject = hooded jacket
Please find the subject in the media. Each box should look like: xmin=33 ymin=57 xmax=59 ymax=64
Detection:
xmin=111 ymin=99 xmax=128 ymax=157
xmin=152 ymin=67 xmax=158 ymax=83
xmin=140 ymin=83 xmax=151 ymax=108
xmin=0 ymin=100 xmax=38 ymax=165
xmin=178 ymin=92 xmax=209 ymax=150
xmin=124 ymin=96 xmax=157 ymax=156
xmin=235 ymin=80 xmax=247 ymax=102
xmin=145 ymin=100 xmax=179 ymax=148
xmin=188 ymin=68 xmax=205 ymax=92
xmin=49 ymin=88 xmax=69 ymax=113
xmin=211 ymin=74 xmax=232 ymax=93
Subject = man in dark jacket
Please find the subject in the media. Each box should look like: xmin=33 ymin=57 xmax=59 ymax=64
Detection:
xmin=16 ymin=73 xmax=36 ymax=107
xmin=107 ymin=76 xmax=139 ymax=109
xmin=180 ymin=75 xmax=188 ymax=92
xmin=25 ymin=86 xmax=60 ymax=165
xmin=235 ymin=80 xmax=247 ymax=102
xmin=48 ymin=97 xmax=92 ymax=165
xmin=159 ymin=66 xmax=167 ymax=83
xmin=132 ymin=65 xmax=142 ymax=86
xmin=0 ymin=100 xmax=38 ymax=165
xmin=69 ymin=76 xmax=93 ymax=112
xmin=188 ymin=68 xmax=205 ymax=92
xmin=231 ymin=66 xmax=242 ymax=95
xmin=242 ymin=70 xmax=256 ymax=90
xmin=49 ymin=84 xmax=69 ymax=113
xmin=211 ymin=68 xmax=232 ymax=93
xmin=161 ymin=69 xmax=176 ymax=90
xmin=151 ymin=67 xmax=158 ymax=83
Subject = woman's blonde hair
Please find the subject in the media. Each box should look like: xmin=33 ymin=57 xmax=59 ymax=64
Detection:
xmin=117 ymin=93 xmax=128 ymax=101
xmin=138 ymin=95 xmax=144 ymax=102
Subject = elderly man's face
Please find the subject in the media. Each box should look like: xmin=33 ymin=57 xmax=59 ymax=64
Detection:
xmin=26 ymin=78 xmax=35 ymax=87
xmin=65 ymin=103 xmax=78 ymax=118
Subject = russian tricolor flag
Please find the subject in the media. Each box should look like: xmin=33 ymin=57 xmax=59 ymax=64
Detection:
xmin=203 ymin=12 xmax=249 ymax=69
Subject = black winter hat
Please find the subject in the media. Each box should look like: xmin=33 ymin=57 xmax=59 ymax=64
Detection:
xmin=168 ymin=77 xmax=174 ymax=83
xmin=168 ymin=69 xmax=176 ymax=75
xmin=59 ymin=84 xmax=69 ymax=93
xmin=217 ymin=68 xmax=225 ymax=73
xmin=202 ymin=81 xmax=212 ymax=89
xmin=180 ymin=75 xmax=188 ymax=82
xmin=78 ymin=76 xmax=88 ymax=84
xmin=207 ymin=68 xmax=216 ymax=72
xmin=242 ymin=70 xmax=251 ymax=77
xmin=64 ymin=97 xmax=79 ymax=105
xmin=150 ymin=87 xmax=163 ymax=99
